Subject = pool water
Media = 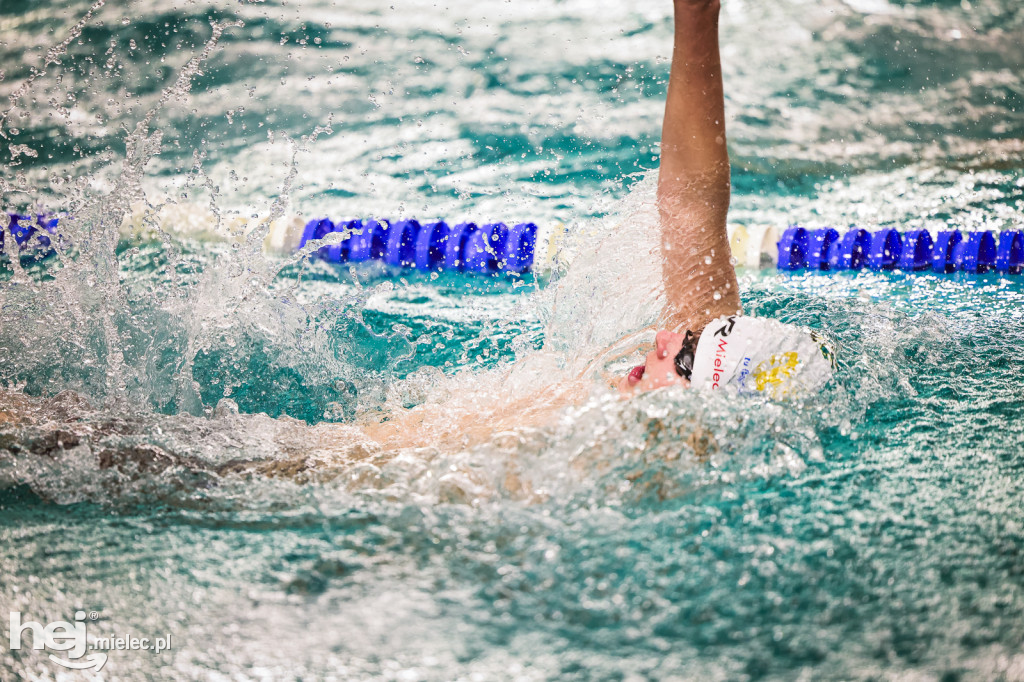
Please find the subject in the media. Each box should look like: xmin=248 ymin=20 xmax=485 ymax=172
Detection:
xmin=2 ymin=0 xmax=1024 ymax=679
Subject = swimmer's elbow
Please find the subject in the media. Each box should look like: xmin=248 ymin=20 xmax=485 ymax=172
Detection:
xmin=656 ymin=163 xmax=731 ymax=216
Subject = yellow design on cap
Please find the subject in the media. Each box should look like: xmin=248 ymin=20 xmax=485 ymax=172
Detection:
xmin=753 ymin=352 xmax=800 ymax=395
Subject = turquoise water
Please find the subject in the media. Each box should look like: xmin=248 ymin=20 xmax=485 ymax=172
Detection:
xmin=2 ymin=0 xmax=1024 ymax=679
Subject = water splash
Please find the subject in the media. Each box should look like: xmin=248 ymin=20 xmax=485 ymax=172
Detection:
xmin=2 ymin=2 xmax=1024 ymax=678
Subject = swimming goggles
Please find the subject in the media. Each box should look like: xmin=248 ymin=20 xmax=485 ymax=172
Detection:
xmin=673 ymin=330 xmax=698 ymax=381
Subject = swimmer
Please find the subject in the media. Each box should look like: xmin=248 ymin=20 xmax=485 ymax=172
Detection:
xmin=0 ymin=0 xmax=830 ymax=497
xmin=616 ymin=0 xmax=741 ymax=395
xmin=615 ymin=0 xmax=832 ymax=399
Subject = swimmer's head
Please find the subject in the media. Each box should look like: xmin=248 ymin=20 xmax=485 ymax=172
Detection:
xmin=616 ymin=315 xmax=836 ymax=398
xmin=617 ymin=328 xmax=698 ymax=394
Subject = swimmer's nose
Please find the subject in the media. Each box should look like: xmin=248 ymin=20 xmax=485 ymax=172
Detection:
xmin=655 ymin=330 xmax=676 ymax=359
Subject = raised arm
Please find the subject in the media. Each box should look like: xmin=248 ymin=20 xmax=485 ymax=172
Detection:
xmin=658 ymin=0 xmax=741 ymax=334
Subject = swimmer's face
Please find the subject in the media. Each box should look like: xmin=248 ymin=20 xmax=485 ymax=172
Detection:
xmin=617 ymin=329 xmax=691 ymax=394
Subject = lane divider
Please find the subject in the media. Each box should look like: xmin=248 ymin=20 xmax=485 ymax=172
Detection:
xmin=775 ymin=226 xmax=1024 ymax=274
xmin=0 ymin=213 xmax=59 ymax=252
xmin=4 ymin=212 xmax=1022 ymax=277
xmin=294 ymin=217 xmax=539 ymax=274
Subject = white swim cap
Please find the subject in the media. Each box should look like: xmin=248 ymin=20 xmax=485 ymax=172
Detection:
xmin=689 ymin=315 xmax=835 ymax=398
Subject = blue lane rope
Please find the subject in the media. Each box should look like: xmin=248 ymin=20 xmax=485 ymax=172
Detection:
xmin=777 ymin=227 xmax=1024 ymax=275
xmin=805 ymin=228 xmax=839 ymax=271
xmin=0 ymin=213 xmax=59 ymax=252
xmin=0 ymin=214 xmax=541 ymax=275
xmin=897 ymin=230 xmax=933 ymax=270
xmin=298 ymin=218 xmax=538 ymax=274
xmin=4 ymin=212 xmax=1022 ymax=277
